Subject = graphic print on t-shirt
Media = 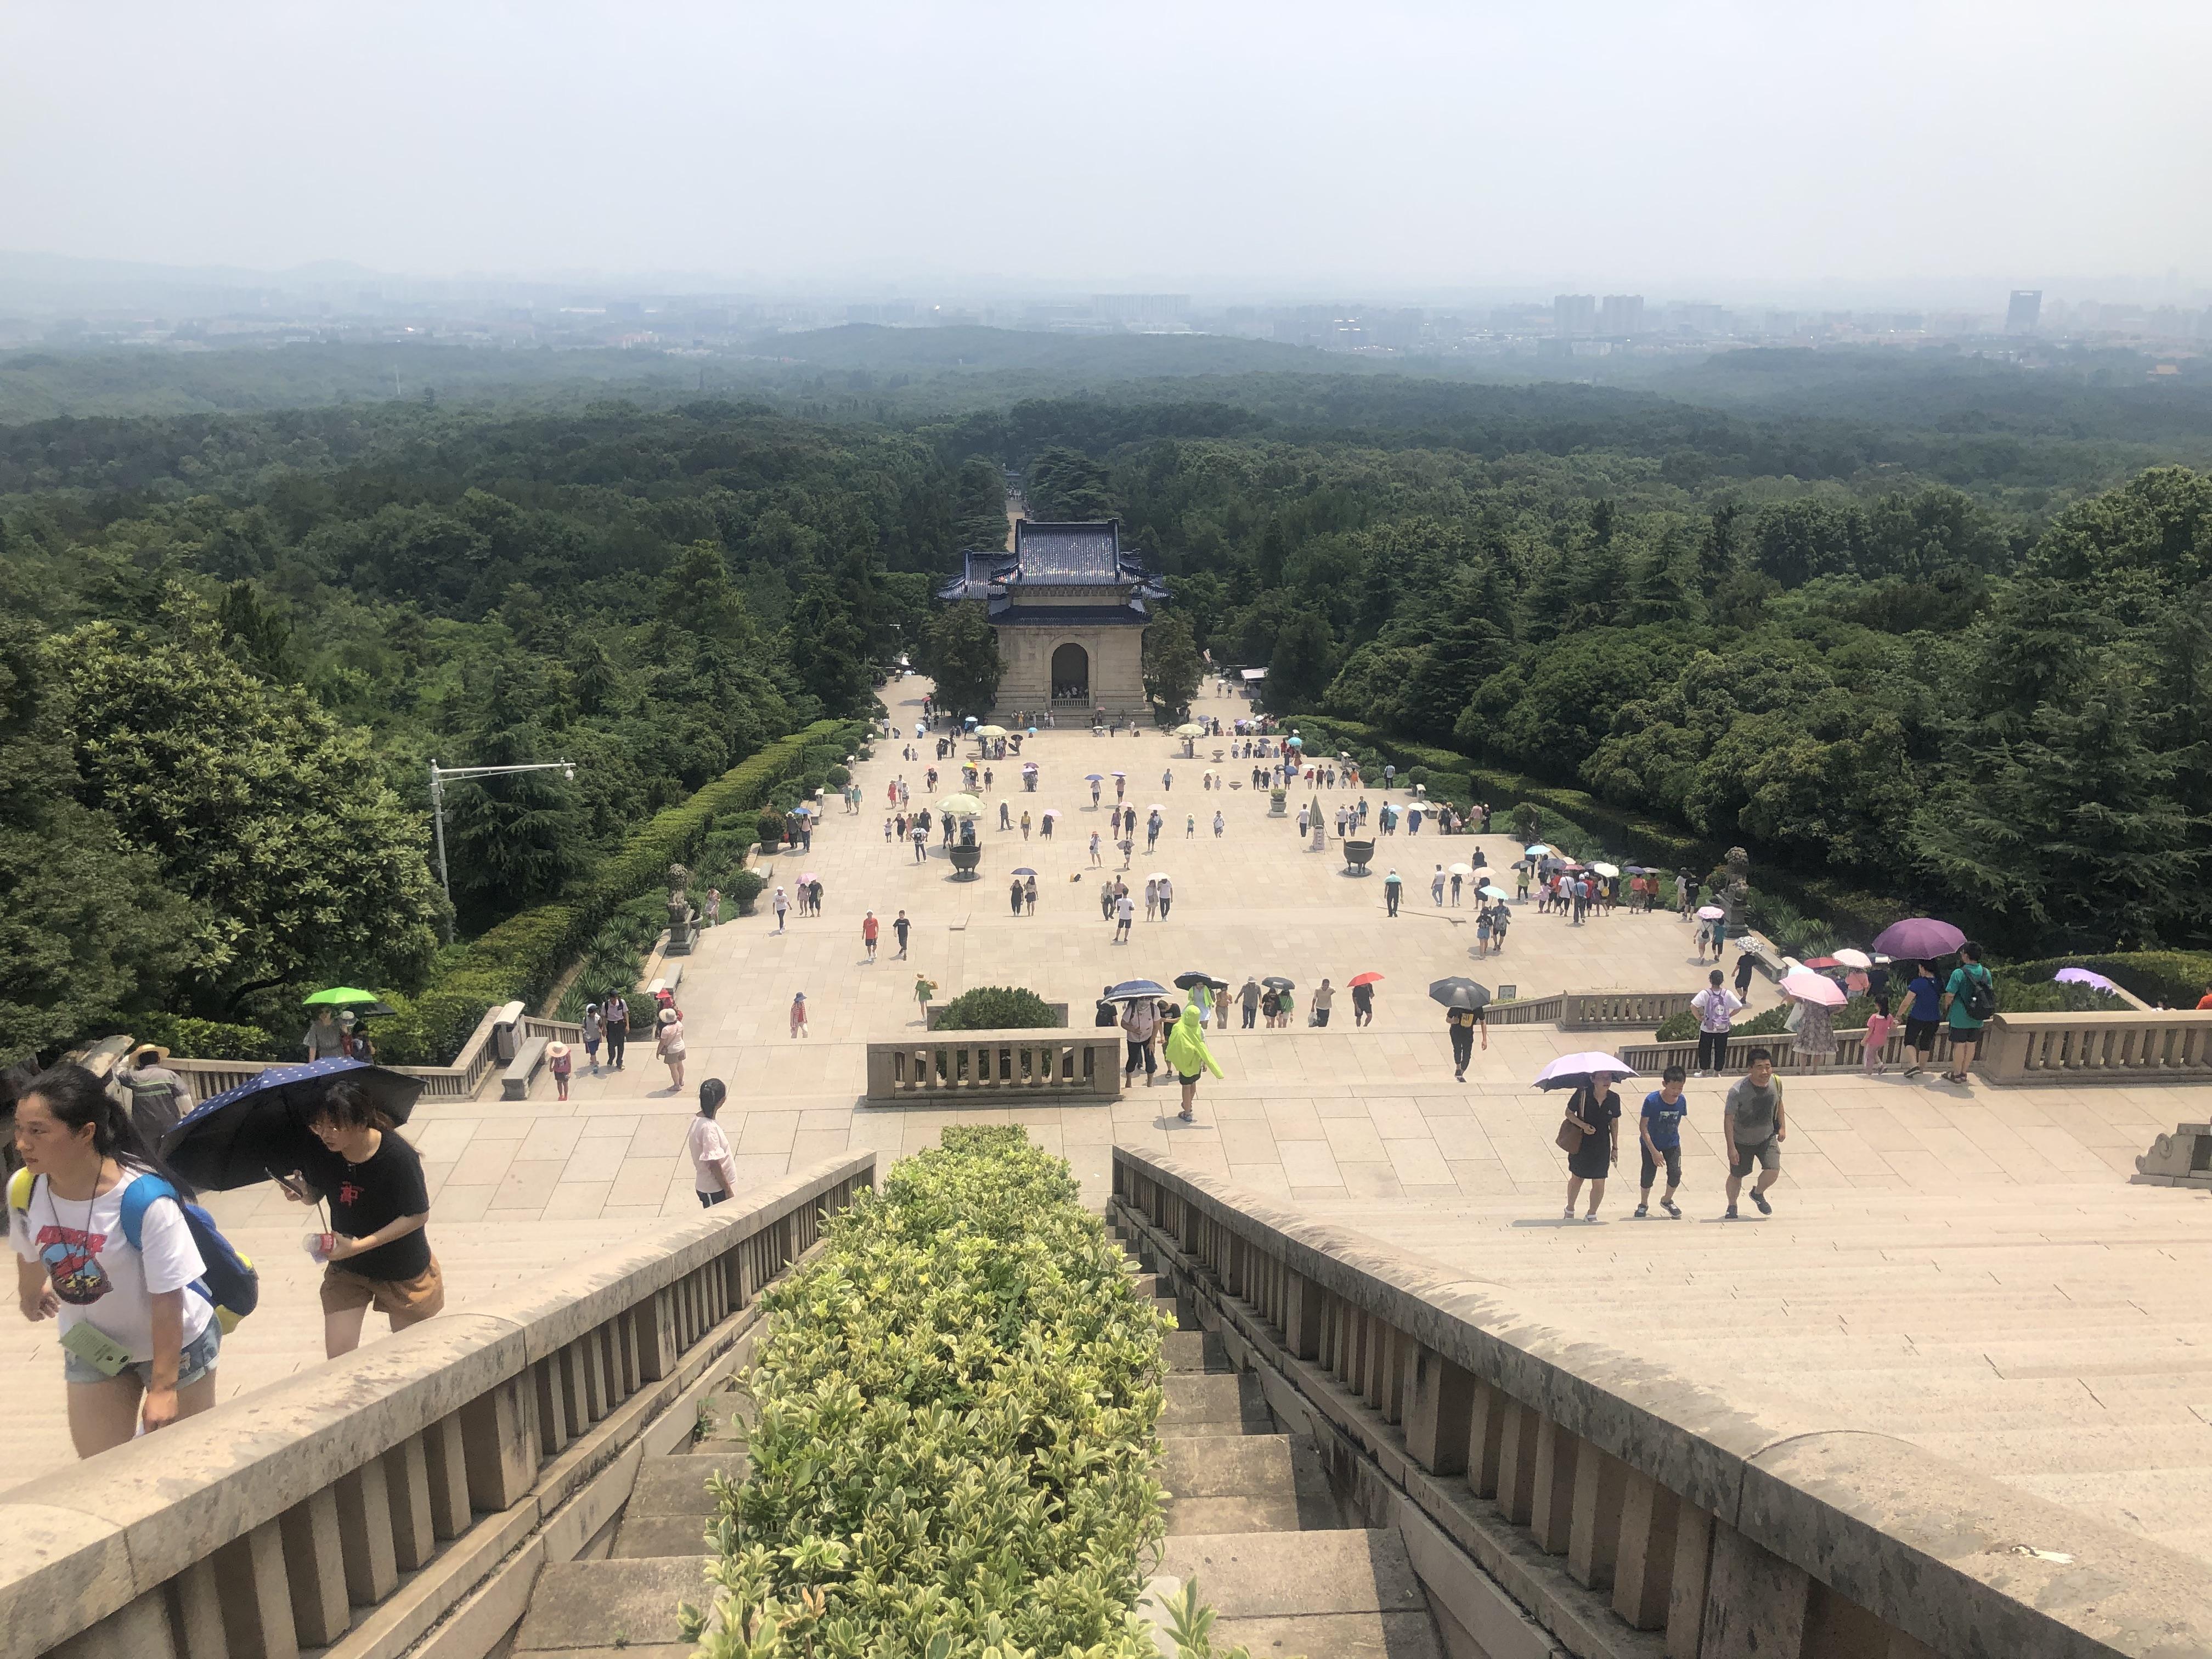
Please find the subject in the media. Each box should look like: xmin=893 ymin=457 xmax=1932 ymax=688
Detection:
xmin=37 ymin=1224 xmax=113 ymax=1304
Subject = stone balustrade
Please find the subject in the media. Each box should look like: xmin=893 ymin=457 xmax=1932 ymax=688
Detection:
xmin=0 ymin=1153 xmax=873 ymax=1659
xmin=1561 ymin=990 xmax=1697 ymax=1029
xmin=864 ymin=1029 xmax=1121 ymax=1103
xmin=1110 ymin=1148 xmax=2212 ymax=1659
xmin=1976 ymin=1008 xmax=2212 ymax=1084
xmin=148 ymin=998 xmax=526 ymax=1108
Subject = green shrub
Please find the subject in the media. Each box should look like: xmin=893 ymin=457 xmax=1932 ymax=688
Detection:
xmin=729 ymin=867 xmax=765 ymax=915
xmin=934 ymin=985 xmax=1060 ymax=1030
xmin=125 ymin=1012 xmax=281 ymax=1062
xmin=827 ymin=764 xmax=851 ymax=787
xmin=2003 ymin=951 xmax=2212 ymax=1008
xmin=698 ymin=1127 xmax=1199 ymax=1659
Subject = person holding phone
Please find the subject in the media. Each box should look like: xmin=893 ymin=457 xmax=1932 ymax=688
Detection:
xmin=283 ymin=1081 xmax=443 ymax=1357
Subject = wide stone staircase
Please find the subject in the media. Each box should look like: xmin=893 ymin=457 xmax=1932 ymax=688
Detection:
xmin=1121 ymin=1219 xmax=1447 ymax=1658
xmin=506 ymin=1224 xmax=1443 ymax=1657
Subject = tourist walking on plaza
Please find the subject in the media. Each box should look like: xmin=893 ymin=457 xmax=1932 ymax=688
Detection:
xmin=1732 ymin=947 xmax=1757 ymax=1006
xmin=1561 ymin=1072 xmax=1622 ymax=1220
xmin=603 ymin=992 xmax=630 ymax=1070
xmin=1312 ymin=979 xmax=1335 ymax=1027
xmin=1723 ymin=1048 xmax=1785 ymax=1217
xmin=1475 ymin=908 xmax=1493 ymax=956
xmin=117 ymin=1044 xmax=193 ymax=1148
xmin=1239 ymin=975 xmax=1262 ymax=1028
xmin=1144 ymin=877 xmax=1159 ymax=920
xmin=1690 ymin=970 xmax=1742 ymax=1075
xmin=1861 ymin=994 xmax=1894 ymax=1074
xmin=656 ymin=1008 xmax=687 ymax=1090
xmin=688 ymin=1079 xmax=740 ymax=1208
xmin=1090 ymin=830 xmax=1103 ymax=866
xmin=1899 ymin=960 xmax=1942 ymax=1076
xmin=1165 ymin=1003 xmax=1223 ymax=1122
xmin=913 ymin=976 xmax=935 ymax=1023
xmin=1384 ymin=868 xmax=1402 ymax=916
xmin=582 ymin=1002 xmax=603 ymax=1070
xmin=863 ymin=911 xmax=880 ymax=959
xmin=789 ymin=992 xmax=809 ymax=1039
xmin=1011 ymin=876 xmax=1026 ymax=916
xmin=893 ymin=910 xmax=911 ymax=958
xmin=1025 ymin=874 xmax=1037 ymax=913
xmin=1352 ymin=977 xmax=1376 ymax=1028
xmin=912 ymin=823 xmax=928 ymax=862
xmin=1115 ymin=889 xmax=1135 ymax=943
xmin=548 ymin=1040 xmax=572 ymax=1101
xmin=1940 ymin=943 xmax=1995 ymax=1084
xmin=1122 ymin=996 xmax=1160 ymax=1084
xmin=1787 ymin=984 xmax=1835 ymax=1075
xmin=1213 ymin=809 xmax=1224 ymax=837
xmin=9 ymin=1065 xmax=222 ymax=1454
xmin=290 ymin=1080 xmax=445 ymax=1358
xmin=772 ymin=887 xmax=791 ymax=932
xmin=1447 ymin=1002 xmax=1485 ymax=1079
xmin=1432 ymin=866 xmax=1446 ymax=906
xmin=1635 ymin=1066 xmax=1688 ymax=1217
xmin=1158 ymin=876 xmax=1173 ymax=919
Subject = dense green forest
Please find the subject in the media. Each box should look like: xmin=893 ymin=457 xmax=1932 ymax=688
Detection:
xmin=0 ymin=401 xmax=934 ymax=1062
xmin=4 ymin=333 xmax=2209 ymax=1064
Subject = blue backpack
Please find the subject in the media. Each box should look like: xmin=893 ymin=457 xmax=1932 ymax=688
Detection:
xmin=10 ymin=1168 xmax=259 ymax=1332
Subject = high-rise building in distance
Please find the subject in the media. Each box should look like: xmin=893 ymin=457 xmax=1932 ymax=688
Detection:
xmin=2005 ymin=290 xmax=2042 ymax=334
xmin=1553 ymin=294 xmax=1596 ymax=336
xmin=1599 ymin=294 xmax=1644 ymax=335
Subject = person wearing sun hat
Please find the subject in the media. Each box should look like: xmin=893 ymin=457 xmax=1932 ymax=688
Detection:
xmin=118 ymin=1043 xmax=194 ymax=1144
xmin=546 ymin=1039 xmax=573 ymax=1101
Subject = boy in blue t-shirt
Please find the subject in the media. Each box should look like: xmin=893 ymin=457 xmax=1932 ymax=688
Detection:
xmin=1637 ymin=1064 xmax=1689 ymax=1218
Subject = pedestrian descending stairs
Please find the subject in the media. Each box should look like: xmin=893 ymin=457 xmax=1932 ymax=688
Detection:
xmin=507 ymin=1229 xmax=1443 ymax=1657
xmin=1121 ymin=1220 xmax=1447 ymax=1658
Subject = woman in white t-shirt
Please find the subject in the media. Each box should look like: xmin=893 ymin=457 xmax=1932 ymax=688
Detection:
xmin=687 ymin=1080 xmax=741 ymax=1208
xmin=10 ymin=1064 xmax=218 ymax=1458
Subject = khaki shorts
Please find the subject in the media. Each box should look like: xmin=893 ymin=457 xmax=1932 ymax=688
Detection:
xmin=1730 ymin=1137 xmax=1781 ymax=1178
xmin=322 ymin=1256 xmax=447 ymax=1319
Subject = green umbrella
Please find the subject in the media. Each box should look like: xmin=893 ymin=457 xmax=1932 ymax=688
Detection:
xmin=303 ymin=986 xmax=380 ymax=1007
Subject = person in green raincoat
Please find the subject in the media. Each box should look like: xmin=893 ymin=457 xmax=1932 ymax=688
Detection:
xmin=1164 ymin=1003 xmax=1223 ymax=1123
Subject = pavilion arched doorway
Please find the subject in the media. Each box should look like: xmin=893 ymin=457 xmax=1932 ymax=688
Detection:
xmin=1051 ymin=641 xmax=1090 ymax=703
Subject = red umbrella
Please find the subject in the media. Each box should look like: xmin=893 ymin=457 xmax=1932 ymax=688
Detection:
xmin=1347 ymin=972 xmax=1384 ymax=987
xmin=1801 ymin=956 xmax=1843 ymax=970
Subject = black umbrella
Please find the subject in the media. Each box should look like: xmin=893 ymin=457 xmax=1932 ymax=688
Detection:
xmin=1427 ymin=977 xmax=1492 ymax=1010
xmin=1262 ymin=976 xmax=1296 ymax=991
xmin=1104 ymin=979 xmax=1175 ymax=1001
xmin=163 ymin=1058 xmax=424 ymax=1192
xmin=1173 ymin=970 xmax=1227 ymax=991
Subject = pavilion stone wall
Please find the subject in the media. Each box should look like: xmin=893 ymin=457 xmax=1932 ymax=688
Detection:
xmin=993 ymin=623 xmax=1148 ymax=719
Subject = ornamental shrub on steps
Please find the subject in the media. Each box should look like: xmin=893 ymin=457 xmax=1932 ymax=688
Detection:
xmin=695 ymin=1128 xmax=1260 ymax=1659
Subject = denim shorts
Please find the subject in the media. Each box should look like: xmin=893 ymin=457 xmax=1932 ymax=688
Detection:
xmin=65 ymin=1318 xmax=220 ymax=1387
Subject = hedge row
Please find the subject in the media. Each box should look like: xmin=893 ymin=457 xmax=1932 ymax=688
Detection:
xmin=697 ymin=1127 xmax=1246 ymax=1659
xmin=2003 ymin=952 xmax=2212 ymax=1009
xmin=376 ymin=718 xmax=864 ymax=1063
xmin=1282 ymin=714 xmax=1905 ymax=945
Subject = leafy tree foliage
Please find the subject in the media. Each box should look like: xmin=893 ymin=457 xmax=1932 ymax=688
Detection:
xmin=1141 ymin=610 xmax=1204 ymax=720
xmin=919 ymin=601 xmax=1003 ymax=719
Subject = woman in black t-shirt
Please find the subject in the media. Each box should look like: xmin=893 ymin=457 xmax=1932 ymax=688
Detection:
xmin=1562 ymin=1073 xmax=1623 ymax=1221
xmin=285 ymin=1081 xmax=444 ymax=1357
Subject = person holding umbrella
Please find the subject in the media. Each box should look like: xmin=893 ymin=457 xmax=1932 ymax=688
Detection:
xmin=1164 ymin=1003 xmax=1223 ymax=1123
xmin=303 ymin=1006 xmax=347 ymax=1064
xmin=9 ymin=1064 xmax=222 ymax=1454
xmin=1350 ymin=971 xmax=1380 ymax=1028
xmin=1780 ymin=968 xmax=1843 ymax=1075
xmin=1122 ymin=996 xmax=1161 ymax=1085
xmin=1431 ymin=978 xmax=1489 ymax=1080
xmin=283 ymin=1080 xmax=443 ymax=1357
xmin=1561 ymin=1070 xmax=1622 ymax=1221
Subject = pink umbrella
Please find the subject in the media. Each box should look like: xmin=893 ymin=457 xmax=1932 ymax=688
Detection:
xmin=1780 ymin=969 xmax=1846 ymax=1007
xmin=1041 ymin=808 xmax=1061 ymax=818
xmin=2055 ymin=967 xmax=2120 ymax=995
xmin=1870 ymin=917 xmax=1965 ymax=960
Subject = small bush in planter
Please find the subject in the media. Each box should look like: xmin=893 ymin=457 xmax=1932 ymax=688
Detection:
xmin=934 ymin=985 xmax=1059 ymax=1029
xmin=755 ymin=808 xmax=785 ymax=848
xmin=729 ymin=868 xmax=764 ymax=915
xmin=827 ymin=763 xmax=851 ymax=787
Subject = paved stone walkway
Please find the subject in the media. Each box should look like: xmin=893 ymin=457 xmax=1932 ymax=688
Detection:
xmin=4 ymin=676 xmax=2205 ymax=1520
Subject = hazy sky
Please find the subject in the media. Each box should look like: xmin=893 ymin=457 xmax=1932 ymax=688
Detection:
xmin=4 ymin=0 xmax=2207 ymax=295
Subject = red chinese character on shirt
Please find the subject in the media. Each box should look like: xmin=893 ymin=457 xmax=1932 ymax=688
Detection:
xmin=340 ymin=1181 xmax=363 ymax=1206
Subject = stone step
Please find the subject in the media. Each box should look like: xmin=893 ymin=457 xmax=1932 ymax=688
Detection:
xmin=1164 ymin=1329 xmax=1233 ymax=1373
xmin=1161 ymin=1370 xmax=1274 ymax=1437
xmin=1159 ymin=1433 xmax=1339 ymax=1534
xmin=512 ymin=1556 xmax=710 ymax=1653
xmin=607 ymin=1452 xmax=744 ymax=1559
xmin=1156 ymin=1530 xmax=1442 ymax=1659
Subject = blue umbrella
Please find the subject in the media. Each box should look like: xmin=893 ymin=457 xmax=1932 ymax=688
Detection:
xmin=163 ymin=1058 xmax=424 ymax=1192
xmin=1085 ymin=773 xmax=1105 ymax=781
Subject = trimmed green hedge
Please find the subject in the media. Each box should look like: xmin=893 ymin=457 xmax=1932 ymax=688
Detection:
xmin=129 ymin=1012 xmax=281 ymax=1063
xmin=698 ymin=1127 xmax=1221 ymax=1658
xmin=377 ymin=719 xmax=862 ymax=1063
xmin=935 ymin=985 xmax=1060 ymax=1030
xmin=2002 ymin=952 xmax=2212 ymax=1009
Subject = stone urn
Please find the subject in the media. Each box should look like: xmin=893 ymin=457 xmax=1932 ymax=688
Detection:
xmin=1344 ymin=839 xmax=1375 ymax=875
xmin=1268 ymin=788 xmax=1288 ymax=817
xmin=948 ymin=843 xmax=983 ymax=881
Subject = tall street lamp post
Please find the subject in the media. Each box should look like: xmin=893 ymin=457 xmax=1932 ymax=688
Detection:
xmin=428 ymin=759 xmax=577 ymax=941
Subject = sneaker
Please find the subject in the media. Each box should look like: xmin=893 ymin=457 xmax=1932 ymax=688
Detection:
xmin=1634 ymin=1204 xmax=1649 ymax=1217
xmin=1661 ymin=1198 xmax=1681 ymax=1218
xmin=1751 ymin=1190 xmax=1772 ymax=1216
xmin=1724 ymin=1204 xmax=1739 ymax=1218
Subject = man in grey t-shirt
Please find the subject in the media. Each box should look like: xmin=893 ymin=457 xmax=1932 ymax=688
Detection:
xmin=1722 ymin=1047 xmax=1786 ymax=1218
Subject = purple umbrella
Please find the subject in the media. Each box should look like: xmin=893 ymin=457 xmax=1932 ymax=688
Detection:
xmin=2054 ymin=967 xmax=2120 ymax=995
xmin=1869 ymin=917 xmax=1966 ymax=960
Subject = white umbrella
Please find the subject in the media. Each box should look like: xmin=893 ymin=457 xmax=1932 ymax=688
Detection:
xmin=1696 ymin=905 xmax=1726 ymax=921
xmin=1590 ymin=862 xmax=1620 ymax=878
xmin=1448 ymin=862 xmax=1474 ymax=876
xmin=1148 ymin=803 xmax=1168 ymax=812
xmin=1833 ymin=948 xmax=1874 ymax=969
xmin=1534 ymin=1052 xmax=1639 ymax=1090
xmin=1780 ymin=970 xmax=1847 ymax=1007
xmin=1041 ymin=808 xmax=1061 ymax=819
